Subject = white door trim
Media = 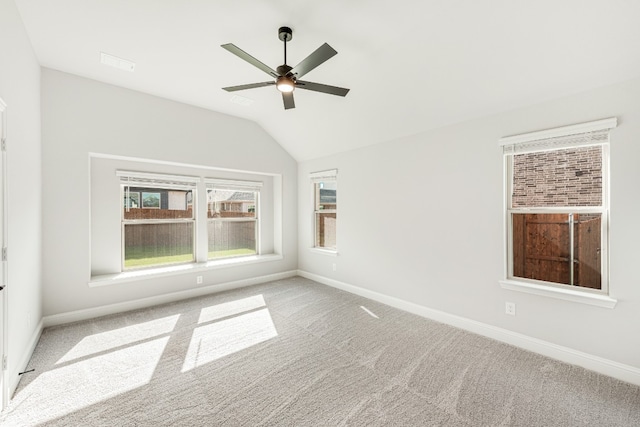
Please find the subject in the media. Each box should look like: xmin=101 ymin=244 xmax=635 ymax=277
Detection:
xmin=0 ymin=96 xmax=8 ymax=411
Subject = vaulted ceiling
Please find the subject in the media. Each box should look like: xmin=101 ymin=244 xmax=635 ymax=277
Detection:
xmin=14 ymin=0 xmax=640 ymax=161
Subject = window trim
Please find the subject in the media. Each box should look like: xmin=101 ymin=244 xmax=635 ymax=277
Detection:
xmin=89 ymin=254 xmax=284 ymax=287
xmin=311 ymin=169 xmax=338 ymax=252
xmin=499 ymin=279 xmax=617 ymax=308
xmin=499 ymin=118 xmax=617 ymax=306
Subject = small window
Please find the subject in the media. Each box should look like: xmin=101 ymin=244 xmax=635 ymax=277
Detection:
xmin=205 ymin=179 xmax=262 ymax=260
xmin=118 ymin=171 xmax=198 ymax=270
xmin=501 ymin=119 xmax=616 ymax=293
xmin=311 ymin=170 xmax=337 ymax=251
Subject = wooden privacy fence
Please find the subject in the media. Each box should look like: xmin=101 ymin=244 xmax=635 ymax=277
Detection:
xmin=124 ymin=221 xmax=256 ymax=252
xmin=124 ymin=222 xmax=194 ymax=252
xmin=513 ymin=213 xmax=601 ymax=289
xmin=208 ymin=221 xmax=256 ymax=252
xmin=316 ymin=213 xmax=336 ymax=249
xmin=208 ymin=212 xmax=255 ymax=218
xmin=124 ymin=207 xmax=193 ymax=220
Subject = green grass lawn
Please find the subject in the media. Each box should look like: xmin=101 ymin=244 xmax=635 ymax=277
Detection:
xmin=124 ymin=250 xmax=193 ymax=268
xmin=208 ymin=248 xmax=256 ymax=259
xmin=124 ymin=247 xmax=256 ymax=268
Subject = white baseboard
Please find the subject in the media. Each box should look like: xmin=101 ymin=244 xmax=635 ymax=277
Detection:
xmin=9 ymin=319 xmax=43 ymax=397
xmin=43 ymin=270 xmax=297 ymax=328
xmin=298 ymin=270 xmax=640 ymax=387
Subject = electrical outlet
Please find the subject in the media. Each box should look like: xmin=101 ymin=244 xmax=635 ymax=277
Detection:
xmin=505 ymin=302 xmax=516 ymax=316
xmin=332 ymin=263 xmax=336 ymax=272
xmin=196 ymin=275 xmax=203 ymax=285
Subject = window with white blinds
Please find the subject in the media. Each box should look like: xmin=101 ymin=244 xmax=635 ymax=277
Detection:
xmin=500 ymin=118 xmax=616 ymax=294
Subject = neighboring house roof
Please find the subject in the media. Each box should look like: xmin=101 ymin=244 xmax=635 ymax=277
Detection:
xmin=208 ymin=190 xmax=254 ymax=203
xmin=227 ymin=191 xmax=255 ymax=202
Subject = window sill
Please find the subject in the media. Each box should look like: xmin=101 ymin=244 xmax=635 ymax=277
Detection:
xmin=309 ymin=248 xmax=338 ymax=256
xmin=499 ymin=279 xmax=617 ymax=308
xmin=89 ymin=254 xmax=283 ymax=287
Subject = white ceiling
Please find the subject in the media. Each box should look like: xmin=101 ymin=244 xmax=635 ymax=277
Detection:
xmin=14 ymin=0 xmax=640 ymax=161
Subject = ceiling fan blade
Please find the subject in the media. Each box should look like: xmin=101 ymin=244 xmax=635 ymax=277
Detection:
xmin=290 ymin=43 xmax=337 ymax=79
xmin=222 ymin=81 xmax=275 ymax=92
xmin=282 ymin=92 xmax=295 ymax=110
xmin=296 ymin=80 xmax=350 ymax=97
xmin=221 ymin=44 xmax=279 ymax=78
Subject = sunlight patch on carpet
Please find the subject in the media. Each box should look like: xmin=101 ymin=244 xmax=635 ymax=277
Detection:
xmin=57 ymin=314 xmax=180 ymax=364
xmin=9 ymin=337 xmax=169 ymax=425
xmin=360 ymin=306 xmax=379 ymax=319
xmin=182 ymin=307 xmax=277 ymax=372
xmin=198 ymin=294 xmax=266 ymax=324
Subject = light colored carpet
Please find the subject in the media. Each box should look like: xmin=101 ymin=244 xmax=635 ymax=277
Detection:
xmin=2 ymin=276 xmax=639 ymax=426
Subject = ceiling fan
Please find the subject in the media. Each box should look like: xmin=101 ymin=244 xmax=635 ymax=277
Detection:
xmin=221 ymin=26 xmax=350 ymax=110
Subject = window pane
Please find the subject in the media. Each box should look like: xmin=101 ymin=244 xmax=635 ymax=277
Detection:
xmin=316 ymin=212 xmax=336 ymax=250
xmin=123 ymin=187 xmax=193 ymax=220
xmin=315 ymin=181 xmax=337 ymax=210
xmin=124 ymin=222 xmax=194 ymax=268
xmin=208 ymin=220 xmax=256 ymax=259
xmin=314 ymin=180 xmax=337 ymax=249
xmin=207 ymin=189 xmax=256 ymax=219
xmin=206 ymin=188 xmax=258 ymax=260
xmin=512 ymin=146 xmax=602 ymax=208
xmin=512 ymin=213 xmax=601 ymax=289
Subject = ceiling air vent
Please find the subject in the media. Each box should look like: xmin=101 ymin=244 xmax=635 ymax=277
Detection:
xmin=100 ymin=52 xmax=135 ymax=72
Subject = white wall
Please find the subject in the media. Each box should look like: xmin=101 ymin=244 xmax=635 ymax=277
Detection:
xmin=0 ymin=0 xmax=43 ymax=390
xmin=299 ymin=76 xmax=640 ymax=370
xmin=41 ymin=69 xmax=297 ymax=316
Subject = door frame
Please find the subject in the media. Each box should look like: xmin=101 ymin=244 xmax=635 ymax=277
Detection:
xmin=0 ymin=96 xmax=8 ymax=411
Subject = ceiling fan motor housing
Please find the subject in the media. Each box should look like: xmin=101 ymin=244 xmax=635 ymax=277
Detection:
xmin=277 ymin=64 xmax=293 ymax=77
xmin=278 ymin=26 xmax=293 ymax=42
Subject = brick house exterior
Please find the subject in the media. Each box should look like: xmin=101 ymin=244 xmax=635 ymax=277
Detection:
xmin=512 ymin=146 xmax=602 ymax=208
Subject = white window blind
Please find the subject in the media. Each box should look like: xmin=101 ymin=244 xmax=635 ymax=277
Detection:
xmin=499 ymin=118 xmax=617 ymax=155
xmin=204 ymin=178 xmax=263 ymax=192
xmin=116 ymin=170 xmax=199 ymax=190
xmin=310 ymin=169 xmax=337 ymax=183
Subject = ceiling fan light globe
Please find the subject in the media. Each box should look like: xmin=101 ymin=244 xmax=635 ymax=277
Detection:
xmin=276 ymin=77 xmax=295 ymax=93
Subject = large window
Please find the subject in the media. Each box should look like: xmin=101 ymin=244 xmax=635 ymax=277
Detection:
xmin=311 ymin=170 xmax=337 ymax=251
xmin=91 ymin=158 xmax=279 ymax=279
xmin=501 ymin=119 xmax=616 ymax=293
xmin=206 ymin=179 xmax=262 ymax=259
xmin=118 ymin=171 xmax=198 ymax=270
